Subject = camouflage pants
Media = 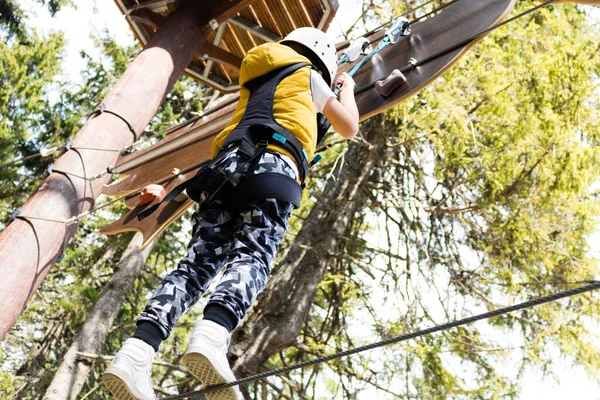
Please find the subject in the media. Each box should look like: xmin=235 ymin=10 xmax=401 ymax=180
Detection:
xmin=138 ymin=151 xmax=297 ymax=338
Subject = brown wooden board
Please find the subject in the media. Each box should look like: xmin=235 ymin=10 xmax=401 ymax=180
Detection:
xmin=347 ymin=0 xmax=516 ymax=120
xmin=547 ymin=0 xmax=599 ymax=3
xmin=101 ymin=0 xmax=518 ymax=248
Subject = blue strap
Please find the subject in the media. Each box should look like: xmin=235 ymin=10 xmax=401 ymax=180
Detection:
xmin=272 ymin=132 xmax=287 ymax=144
xmin=310 ymin=154 xmax=322 ymax=167
xmin=302 ymin=148 xmax=309 ymax=161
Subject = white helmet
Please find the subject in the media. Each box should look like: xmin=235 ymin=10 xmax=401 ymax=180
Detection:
xmin=281 ymin=27 xmax=337 ymax=87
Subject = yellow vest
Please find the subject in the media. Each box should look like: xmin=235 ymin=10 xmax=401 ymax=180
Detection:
xmin=210 ymin=43 xmax=318 ymax=163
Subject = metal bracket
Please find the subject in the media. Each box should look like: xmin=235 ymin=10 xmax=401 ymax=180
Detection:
xmin=9 ymin=209 xmax=21 ymax=221
xmin=208 ymin=19 xmax=219 ymax=31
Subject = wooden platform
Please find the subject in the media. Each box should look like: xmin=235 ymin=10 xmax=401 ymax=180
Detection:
xmin=113 ymin=0 xmax=338 ymax=92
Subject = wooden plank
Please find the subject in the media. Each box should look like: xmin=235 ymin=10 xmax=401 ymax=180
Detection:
xmin=347 ymin=0 xmax=516 ymax=121
xmin=229 ymin=15 xmax=281 ymax=42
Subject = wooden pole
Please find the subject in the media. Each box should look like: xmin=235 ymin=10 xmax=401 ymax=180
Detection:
xmin=0 ymin=0 xmax=254 ymax=340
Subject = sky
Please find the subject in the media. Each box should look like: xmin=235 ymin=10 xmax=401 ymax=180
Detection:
xmin=19 ymin=0 xmax=600 ymax=398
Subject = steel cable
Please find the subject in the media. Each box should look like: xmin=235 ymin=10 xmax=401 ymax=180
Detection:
xmin=161 ymin=280 xmax=600 ymax=399
xmin=356 ymin=0 xmax=559 ymax=93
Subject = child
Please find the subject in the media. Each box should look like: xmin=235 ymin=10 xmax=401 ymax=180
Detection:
xmin=102 ymin=27 xmax=359 ymax=400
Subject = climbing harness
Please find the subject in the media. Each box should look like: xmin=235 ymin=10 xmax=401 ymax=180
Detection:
xmin=137 ymin=62 xmax=319 ymax=221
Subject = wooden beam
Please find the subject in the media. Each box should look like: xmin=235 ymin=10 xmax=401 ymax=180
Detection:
xmin=124 ymin=0 xmax=175 ymax=14
xmin=206 ymin=0 xmax=259 ymax=25
xmin=199 ymin=43 xmax=243 ymax=71
xmin=228 ymin=15 xmax=281 ymax=42
xmin=128 ymin=9 xmax=167 ymax=31
xmin=0 ymin=0 xmax=256 ymax=340
xmin=204 ymin=24 xmax=227 ymax=78
xmin=129 ymin=9 xmax=242 ymax=71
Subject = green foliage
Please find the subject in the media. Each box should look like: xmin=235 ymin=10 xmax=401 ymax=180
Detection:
xmin=0 ymin=0 xmax=72 ymax=39
xmin=0 ymin=371 xmax=25 ymax=398
xmin=0 ymin=30 xmax=66 ymax=208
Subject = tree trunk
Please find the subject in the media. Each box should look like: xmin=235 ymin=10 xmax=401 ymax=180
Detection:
xmin=43 ymin=232 xmax=156 ymax=400
xmin=0 ymin=0 xmax=255 ymax=339
xmin=230 ymin=116 xmax=390 ymax=377
xmin=13 ymin=246 xmax=117 ymax=397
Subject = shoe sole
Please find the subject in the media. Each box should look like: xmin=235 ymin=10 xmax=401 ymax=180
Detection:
xmin=102 ymin=372 xmax=141 ymax=400
xmin=182 ymin=352 xmax=238 ymax=400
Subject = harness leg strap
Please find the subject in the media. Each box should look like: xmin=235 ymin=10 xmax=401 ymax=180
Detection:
xmin=231 ymin=173 xmax=302 ymax=213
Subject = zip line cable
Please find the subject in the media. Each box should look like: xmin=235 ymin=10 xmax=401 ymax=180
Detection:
xmin=410 ymin=0 xmax=460 ymax=24
xmin=162 ymin=280 xmax=600 ymax=400
xmin=356 ymin=0 xmax=559 ymax=94
xmin=337 ymin=0 xmax=457 ymax=52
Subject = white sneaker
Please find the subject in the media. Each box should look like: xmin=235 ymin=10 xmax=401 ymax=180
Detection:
xmin=102 ymin=338 xmax=157 ymax=400
xmin=182 ymin=320 xmax=241 ymax=400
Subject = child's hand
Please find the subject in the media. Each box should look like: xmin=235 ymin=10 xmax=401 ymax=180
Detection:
xmin=139 ymin=184 xmax=166 ymax=206
xmin=335 ymin=72 xmax=355 ymax=90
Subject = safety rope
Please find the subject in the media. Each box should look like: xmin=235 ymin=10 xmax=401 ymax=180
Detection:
xmin=356 ymin=0 xmax=559 ymax=94
xmin=88 ymin=103 xmax=139 ymax=141
xmin=0 ymin=143 xmax=123 ymax=169
xmin=45 ymin=163 xmax=115 ymax=182
xmin=410 ymin=0 xmax=461 ymax=24
xmin=9 ymin=158 xmax=208 ymax=228
xmin=0 ymin=146 xmax=64 ymax=168
xmin=362 ymin=0 xmax=460 ymax=46
xmin=0 ymin=135 xmax=148 ymax=171
xmin=161 ymin=279 xmax=600 ymax=399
